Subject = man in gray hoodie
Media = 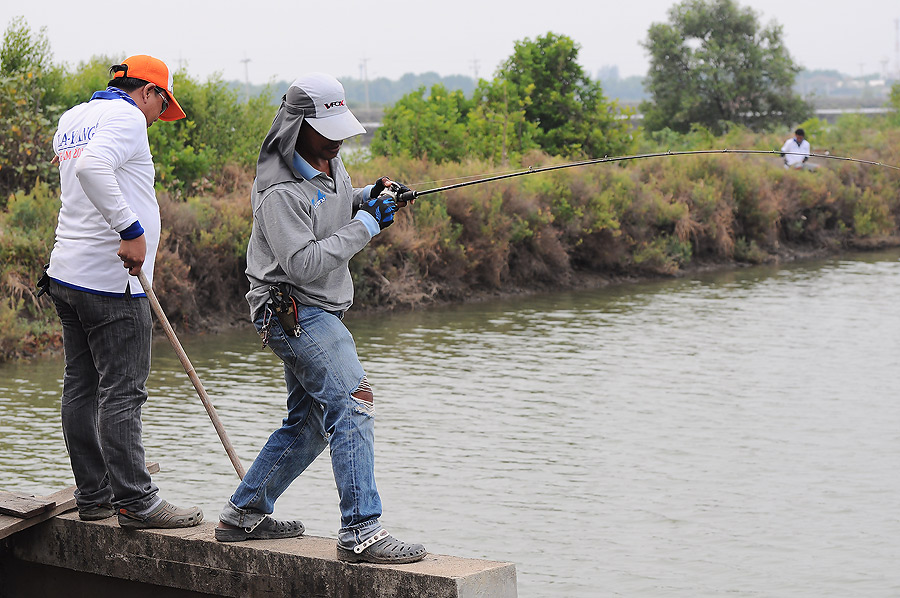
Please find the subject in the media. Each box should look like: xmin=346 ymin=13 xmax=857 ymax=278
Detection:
xmin=215 ymin=72 xmax=426 ymax=565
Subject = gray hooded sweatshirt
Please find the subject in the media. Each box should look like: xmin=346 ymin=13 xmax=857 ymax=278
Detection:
xmin=245 ymin=86 xmax=373 ymax=318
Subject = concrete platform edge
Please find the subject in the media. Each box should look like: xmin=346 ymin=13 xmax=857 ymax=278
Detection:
xmin=2 ymin=513 xmax=517 ymax=598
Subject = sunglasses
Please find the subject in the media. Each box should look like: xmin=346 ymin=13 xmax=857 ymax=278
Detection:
xmin=154 ymin=87 xmax=169 ymax=116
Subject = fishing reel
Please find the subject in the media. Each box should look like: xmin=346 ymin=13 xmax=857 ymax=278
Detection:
xmin=375 ymin=177 xmax=418 ymax=207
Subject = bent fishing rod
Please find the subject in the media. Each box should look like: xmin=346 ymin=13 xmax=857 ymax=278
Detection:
xmin=393 ymin=149 xmax=900 ymax=203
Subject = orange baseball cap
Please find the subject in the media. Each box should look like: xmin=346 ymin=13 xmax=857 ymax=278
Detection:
xmin=112 ymin=55 xmax=186 ymax=121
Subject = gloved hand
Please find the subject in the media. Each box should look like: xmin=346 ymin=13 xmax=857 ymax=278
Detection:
xmin=360 ymin=195 xmax=397 ymax=230
xmin=391 ymin=181 xmax=414 ymax=207
xmin=371 ymin=177 xmax=390 ymax=198
xmin=371 ymin=177 xmax=413 ymax=205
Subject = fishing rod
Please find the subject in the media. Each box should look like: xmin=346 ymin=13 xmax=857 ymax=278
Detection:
xmin=393 ymin=149 xmax=900 ymax=204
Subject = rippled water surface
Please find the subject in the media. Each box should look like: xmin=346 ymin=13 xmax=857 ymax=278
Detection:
xmin=2 ymin=250 xmax=899 ymax=597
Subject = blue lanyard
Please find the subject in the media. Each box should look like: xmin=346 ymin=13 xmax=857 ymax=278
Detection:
xmin=89 ymin=86 xmax=139 ymax=108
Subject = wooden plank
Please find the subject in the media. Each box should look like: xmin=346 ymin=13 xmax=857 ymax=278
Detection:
xmin=0 ymin=486 xmax=74 ymax=540
xmin=0 ymin=462 xmax=160 ymax=541
xmin=0 ymin=492 xmax=56 ymax=518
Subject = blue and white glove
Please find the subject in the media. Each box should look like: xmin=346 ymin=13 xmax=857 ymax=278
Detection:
xmin=359 ymin=195 xmax=397 ymax=231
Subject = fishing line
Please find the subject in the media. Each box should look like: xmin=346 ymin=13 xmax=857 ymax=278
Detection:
xmin=396 ymin=149 xmax=900 ymax=204
xmin=408 ymin=165 xmax=538 ymax=188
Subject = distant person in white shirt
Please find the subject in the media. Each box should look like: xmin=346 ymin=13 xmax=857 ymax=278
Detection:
xmin=780 ymin=128 xmax=814 ymax=170
xmin=42 ymin=55 xmax=203 ymax=529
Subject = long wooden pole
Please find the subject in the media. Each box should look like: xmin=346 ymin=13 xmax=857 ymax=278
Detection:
xmin=136 ymin=270 xmax=246 ymax=479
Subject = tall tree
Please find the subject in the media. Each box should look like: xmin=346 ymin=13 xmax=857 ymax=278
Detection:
xmin=640 ymin=0 xmax=810 ymax=134
xmin=371 ymin=32 xmax=633 ymax=163
xmin=497 ymin=32 xmax=632 ymax=158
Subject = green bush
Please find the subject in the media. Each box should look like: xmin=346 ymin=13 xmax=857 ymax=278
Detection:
xmin=0 ymin=17 xmax=62 ymax=207
xmin=632 ymin=234 xmax=693 ymax=274
xmin=733 ymin=237 xmax=768 ymax=263
xmin=370 ymin=84 xmax=471 ymax=164
xmin=0 ymin=180 xmax=60 ymax=360
xmin=148 ymin=74 xmax=275 ymax=198
xmin=853 ymin=188 xmax=895 ymax=237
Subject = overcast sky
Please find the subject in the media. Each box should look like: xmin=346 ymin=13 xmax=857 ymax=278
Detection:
xmin=3 ymin=0 xmax=899 ymax=85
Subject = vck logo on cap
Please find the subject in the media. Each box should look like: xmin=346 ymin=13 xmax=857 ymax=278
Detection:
xmin=324 ymin=100 xmax=345 ymax=110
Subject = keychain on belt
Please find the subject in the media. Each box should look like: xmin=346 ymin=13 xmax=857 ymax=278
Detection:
xmin=260 ymin=284 xmax=301 ymax=348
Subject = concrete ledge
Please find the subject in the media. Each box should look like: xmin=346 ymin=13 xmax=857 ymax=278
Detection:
xmin=2 ymin=513 xmax=516 ymax=598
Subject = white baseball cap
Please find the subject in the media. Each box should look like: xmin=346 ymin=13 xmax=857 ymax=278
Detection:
xmin=285 ymin=72 xmax=365 ymax=141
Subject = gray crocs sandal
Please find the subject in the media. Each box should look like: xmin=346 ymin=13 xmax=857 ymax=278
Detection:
xmin=118 ymin=499 xmax=203 ymax=529
xmin=78 ymin=503 xmax=115 ymax=521
xmin=337 ymin=529 xmax=427 ymax=564
xmin=215 ymin=516 xmax=305 ymax=542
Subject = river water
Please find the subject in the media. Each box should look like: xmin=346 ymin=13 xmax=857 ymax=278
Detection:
xmin=2 ymin=250 xmax=899 ymax=597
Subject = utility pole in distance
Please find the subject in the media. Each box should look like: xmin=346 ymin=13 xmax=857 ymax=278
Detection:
xmin=240 ymin=57 xmax=251 ymax=102
xmin=895 ymin=18 xmax=899 ymax=79
xmin=359 ymin=58 xmax=370 ymax=110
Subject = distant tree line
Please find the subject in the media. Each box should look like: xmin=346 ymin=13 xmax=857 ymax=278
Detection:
xmin=370 ymin=32 xmax=634 ymax=164
xmin=236 ymin=68 xmax=892 ymax=113
xmin=232 ymin=72 xmax=479 ymax=111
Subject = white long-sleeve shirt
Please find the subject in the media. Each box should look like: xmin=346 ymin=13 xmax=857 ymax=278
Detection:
xmin=48 ymin=94 xmax=160 ymax=296
xmin=781 ymin=136 xmax=810 ymax=167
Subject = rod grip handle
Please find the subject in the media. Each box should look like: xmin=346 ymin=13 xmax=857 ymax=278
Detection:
xmin=398 ymin=190 xmax=418 ymax=204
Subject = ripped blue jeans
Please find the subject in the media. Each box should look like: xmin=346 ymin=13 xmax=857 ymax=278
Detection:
xmin=221 ymin=305 xmax=382 ymax=547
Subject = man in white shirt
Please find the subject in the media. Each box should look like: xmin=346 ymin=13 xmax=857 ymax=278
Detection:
xmin=780 ymin=128 xmax=812 ymax=169
xmin=44 ymin=55 xmax=203 ymax=529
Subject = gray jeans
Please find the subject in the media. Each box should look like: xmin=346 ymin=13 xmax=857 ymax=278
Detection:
xmin=49 ymin=280 xmax=159 ymax=512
